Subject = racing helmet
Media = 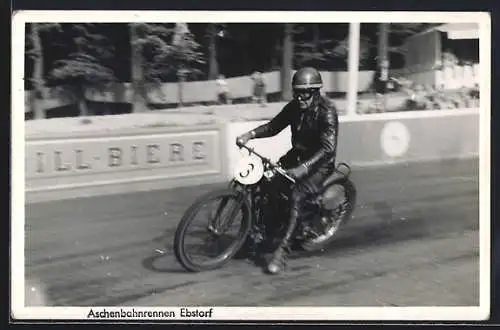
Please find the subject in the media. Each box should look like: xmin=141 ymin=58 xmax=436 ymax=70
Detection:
xmin=292 ymin=67 xmax=323 ymax=90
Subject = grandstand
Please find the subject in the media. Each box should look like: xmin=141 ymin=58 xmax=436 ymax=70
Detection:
xmin=378 ymin=22 xmax=480 ymax=114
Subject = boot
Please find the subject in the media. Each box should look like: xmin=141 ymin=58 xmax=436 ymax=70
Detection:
xmin=267 ymin=207 xmax=299 ymax=274
xmin=267 ymin=243 xmax=291 ymax=274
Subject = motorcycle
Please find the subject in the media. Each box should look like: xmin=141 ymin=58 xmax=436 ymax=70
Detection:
xmin=173 ymin=141 xmax=357 ymax=272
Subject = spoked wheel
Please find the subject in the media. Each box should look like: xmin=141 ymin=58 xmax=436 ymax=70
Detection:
xmin=173 ymin=188 xmax=252 ymax=272
xmin=300 ymin=179 xmax=357 ymax=252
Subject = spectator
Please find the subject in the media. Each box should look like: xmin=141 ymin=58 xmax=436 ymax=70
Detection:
xmin=421 ymin=85 xmax=438 ymax=110
xmin=356 ymin=100 xmax=367 ymax=114
xmin=374 ymin=93 xmax=386 ymax=112
xmin=404 ymin=84 xmax=424 ymax=110
xmin=456 ymin=87 xmax=472 ymax=108
xmin=468 ymin=83 xmax=480 ymax=108
xmin=216 ymin=74 xmax=231 ymax=105
xmin=251 ymin=71 xmax=267 ymax=107
xmin=437 ymin=93 xmax=456 ymax=109
xmin=470 ymin=83 xmax=479 ymax=100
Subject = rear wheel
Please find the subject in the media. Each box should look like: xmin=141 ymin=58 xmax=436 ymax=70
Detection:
xmin=300 ymin=179 xmax=357 ymax=251
xmin=173 ymin=188 xmax=252 ymax=272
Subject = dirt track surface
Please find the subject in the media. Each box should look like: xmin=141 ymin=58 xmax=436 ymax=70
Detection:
xmin=25 ymin=158 xmax=480 ymax=307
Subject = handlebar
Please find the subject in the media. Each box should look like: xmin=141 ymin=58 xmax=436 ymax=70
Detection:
xmin=236 ymin=141 xmax=296 ymax=184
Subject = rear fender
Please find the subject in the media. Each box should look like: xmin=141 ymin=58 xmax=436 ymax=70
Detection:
xmin=318 ymin=164 xmax=356 ymax=211
xmin=337 ymin=162 xmax=352 ymax=176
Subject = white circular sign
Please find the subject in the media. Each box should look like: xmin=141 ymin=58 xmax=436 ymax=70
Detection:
xmin=380 ymin=121 xmax=411 ymax=157
xmin=233 ymin=155 xmax=264 ymax=185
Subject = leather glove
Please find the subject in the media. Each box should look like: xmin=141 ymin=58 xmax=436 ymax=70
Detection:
xmin=288 ymin=164 xmax=309 ymax=180
xmin=236 ymin=131 xmax=254 ymax=146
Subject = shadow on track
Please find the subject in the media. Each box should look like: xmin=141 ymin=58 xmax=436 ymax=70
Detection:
xmin=141 ymin=229 xmax=187 ymax=273
xmin=141 ymin=253 xmax=187 ymax=274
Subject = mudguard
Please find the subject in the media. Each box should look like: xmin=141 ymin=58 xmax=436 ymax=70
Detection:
xmin=321 ymin=162 xmax=351 ymax=188
xmin=316 ymin=163 xmax=352 ymax=209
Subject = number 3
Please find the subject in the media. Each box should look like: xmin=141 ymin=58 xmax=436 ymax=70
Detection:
xmin=239 ymin=163 xmax=255 ymax=178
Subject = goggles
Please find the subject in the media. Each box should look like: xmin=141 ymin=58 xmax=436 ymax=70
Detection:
xmin=293 ymin=89 xmax=316 ymax=101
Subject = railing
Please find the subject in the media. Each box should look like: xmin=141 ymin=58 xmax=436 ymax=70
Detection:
xmin=24 ymin=70 xmax=377 ymax=112
xmin=25 ymin=64 xmax=480 ymax=118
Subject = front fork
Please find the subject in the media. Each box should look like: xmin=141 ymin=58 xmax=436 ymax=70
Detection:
xmin=207 ymin=182 xmax=249 ymax=235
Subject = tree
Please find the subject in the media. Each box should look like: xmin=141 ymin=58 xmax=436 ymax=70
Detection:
xmin=281 ymin=23 xmax=361 ymax=100
xmin=294 ymin=24 xmax=338 ymax=67
xmin=130 ymin=24 xmax=147 ymax=112
xmin=168 ymin=23 xmax=206 ymax=107
xmin=49 ymin=24 xmax=116 ymax=117
xmin=281 ymin=23 xmax=294 ymax=101
xmin=329 ymin=34 xmax=372 ymax=69
xmin=328 ymin=23 xmax=439 ymax=73
xmin=206 ymin=23 xmax=227 ymax=80
xmin=130 ymin=23 xmax=204 ymax=107
xmin=129 ymin=23 xmax=173 ymax=112
xmin=280 ymin=23 xmax=324 ymax=101
xmin=25 ymin=23 xmax=61 ymax=119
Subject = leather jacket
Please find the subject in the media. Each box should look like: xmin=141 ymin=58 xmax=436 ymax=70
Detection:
xmin=252 ymin=96 xmax=339 ymax=176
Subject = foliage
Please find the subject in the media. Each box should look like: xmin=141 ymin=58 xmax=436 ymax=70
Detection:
xmin=25 ymin=23 xmax=62 ymax=60
xmin=205 ymin=23 xmax=228 ymax=39
xmin=29 ymin=23 xmax=441 ymax=87
xmin=167 ymin=24 xmax=206 ymax=79
xmin=293 ymin=24 xmax=336 ymax=67
xmin=330 ymin=35 xmax=373 ymax=68
xmin=25 ymin=23 xmax=63 ymax=89
xmin=205 ymin=23 xmax=227 ymax=79
xmin=130 ymin=23 xmax=173 ymax=83
xmin=131 ymin=23 xmax=205 ymax=83
xmin=292 ymin=24 xmax=373 ymax=69
xmin=49 ymin=24 xmax=116 ymax=89
xmin=51 ymin=54 xmax=115 ymax=86
xmin=294 ymin=39 xmax=338 ymax=67
xmin=328 ymin=24 xmax=440 ymax=68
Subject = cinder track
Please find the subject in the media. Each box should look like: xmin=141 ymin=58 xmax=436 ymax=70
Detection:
xmin=25 ymin=158 xmax=480 ymax=307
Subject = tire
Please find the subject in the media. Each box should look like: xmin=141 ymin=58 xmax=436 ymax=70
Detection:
xmin=300 ymin=179 xmax=357 ymax=252
xmin=173 ymin=188 xmax=252 ymax=272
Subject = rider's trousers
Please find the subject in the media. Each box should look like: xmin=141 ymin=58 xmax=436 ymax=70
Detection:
xmin=273 ymin=149 xmax=335 ymax=247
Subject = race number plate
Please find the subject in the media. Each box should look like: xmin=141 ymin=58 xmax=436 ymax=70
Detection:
xmin=233 ymin=155 xmax=264 ymax=185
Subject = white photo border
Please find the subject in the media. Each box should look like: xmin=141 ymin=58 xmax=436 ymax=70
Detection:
xmin=11 ymin=10 xmax=492 ymax=321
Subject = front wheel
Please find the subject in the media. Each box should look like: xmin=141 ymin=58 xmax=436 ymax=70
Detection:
xmin=173 ymin=188 xmax=252 ymax=272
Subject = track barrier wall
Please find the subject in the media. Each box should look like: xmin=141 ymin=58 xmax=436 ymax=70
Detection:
xmin=226 ymin=108 xmax=479 ymax=180
xmin=24 ymin=107 xmax=480 ymax=203
xmin=25 ymin=117 xmax=228 ymax=203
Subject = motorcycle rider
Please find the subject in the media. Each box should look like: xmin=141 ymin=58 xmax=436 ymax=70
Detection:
xmin=236 ymin=67 xmax=339 ymax=274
